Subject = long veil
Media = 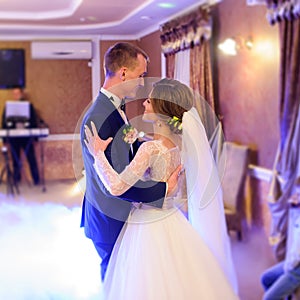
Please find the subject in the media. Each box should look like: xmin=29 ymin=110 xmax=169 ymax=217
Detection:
xmin=182 ymin=107 xmax=239 ymax=295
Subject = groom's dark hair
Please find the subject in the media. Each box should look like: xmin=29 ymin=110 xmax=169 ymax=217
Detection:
xmin=104 ymin=42 xmax=149 ymax=77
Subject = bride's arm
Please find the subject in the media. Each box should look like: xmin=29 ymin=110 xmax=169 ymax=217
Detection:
xmin=93 ymin=142 xmax=154 ymax=196
xmin=84 ymin=120 xmax=156 ymax=196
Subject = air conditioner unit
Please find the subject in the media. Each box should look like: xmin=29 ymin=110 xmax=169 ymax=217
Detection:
xmin=31 ymin=41 xmax=92 ymax=60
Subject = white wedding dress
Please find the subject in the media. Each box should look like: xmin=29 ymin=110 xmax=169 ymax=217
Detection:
xmin=93 ymin=139 xmax=239 ymax=300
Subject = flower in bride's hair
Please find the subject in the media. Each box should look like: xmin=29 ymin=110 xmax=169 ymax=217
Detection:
xmin=122 ymin=125 xmax=139 ymax=144
xmin=167 ymin=116 xmax=183 ymax=134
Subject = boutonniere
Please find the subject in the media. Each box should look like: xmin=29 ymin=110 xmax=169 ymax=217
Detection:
xmin=122 ymin=125 xmax=139 ymax=144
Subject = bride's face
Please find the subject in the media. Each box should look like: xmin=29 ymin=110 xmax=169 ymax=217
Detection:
xmin=142 ymin=98 xmax=157 ymax=123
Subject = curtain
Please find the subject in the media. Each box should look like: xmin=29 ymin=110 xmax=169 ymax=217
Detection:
xmin=160 ymin=6 xmax=211 ymax=56
xmin=174 ymin=49 xmax=190 ymax=87
xmin=166 ymin=54 xmax=175 ymax=79
xmin=160 ymin=6 xmax=218 ymax=140
xmin=267 ymin=11 xmax=300 ymax=260
xmin=190 ymin=42 xmax=217 ymax=139
xmin=160 ymin=5 xmax=223 ymax=165
xmin=264 ymin=0 xmax=300 ymax=25
xmin=160 ymin=6 xmax=212 ymax=83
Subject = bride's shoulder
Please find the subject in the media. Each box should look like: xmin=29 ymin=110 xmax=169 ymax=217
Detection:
xmin=138 ymin=140 xmax=161 ymax=154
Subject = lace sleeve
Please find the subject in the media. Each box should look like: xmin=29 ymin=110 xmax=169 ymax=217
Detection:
xmin=93 ymin=142 xmax=157 ymax=196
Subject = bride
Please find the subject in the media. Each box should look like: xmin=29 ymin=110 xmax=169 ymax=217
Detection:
xmin=84 ymin=78 xmax=239 ymax=299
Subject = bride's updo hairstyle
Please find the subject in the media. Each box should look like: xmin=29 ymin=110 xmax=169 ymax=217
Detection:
xmin=149 ymin=78 xmax=194 ymax=133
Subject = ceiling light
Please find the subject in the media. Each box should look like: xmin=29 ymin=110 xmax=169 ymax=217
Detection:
xmin=140 ymin=16 xmax=152 ymax=20
xmin=158 ymin=3 xmax=176 ymax=9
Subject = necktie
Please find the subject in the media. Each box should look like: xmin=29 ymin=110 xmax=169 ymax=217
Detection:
xmin=110 ymin=96 xmax=126 ymax=121
xmin=120 ymin=98 xmax=126 ymax=112
xmin=110 ymin=96 xmax=125 ymax=112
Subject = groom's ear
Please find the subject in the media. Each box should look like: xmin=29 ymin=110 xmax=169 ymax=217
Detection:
xmin=120 ymin=67 xmax=127 ymax=81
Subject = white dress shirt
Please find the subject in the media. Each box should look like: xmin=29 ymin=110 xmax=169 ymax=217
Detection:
xmin=100 ymin=88 xmax=128 ymax=124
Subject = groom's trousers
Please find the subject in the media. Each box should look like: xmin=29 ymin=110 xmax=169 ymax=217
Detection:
xmin=93 ymin=240 xmax=114 ymax=281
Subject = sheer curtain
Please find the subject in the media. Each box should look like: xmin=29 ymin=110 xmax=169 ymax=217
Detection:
xmin=174 ymin=49 xmax=190 ymax=87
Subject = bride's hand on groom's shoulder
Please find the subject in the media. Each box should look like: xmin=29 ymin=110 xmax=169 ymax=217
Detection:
xmin=166 ymin=165 xmax=184 ymax=197
xmin=84 ymin=121 xmax=113 ymax=156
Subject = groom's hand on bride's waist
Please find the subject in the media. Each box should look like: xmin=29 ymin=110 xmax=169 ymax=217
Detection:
xmin=166 ymin=165 xmax=183 ymax=197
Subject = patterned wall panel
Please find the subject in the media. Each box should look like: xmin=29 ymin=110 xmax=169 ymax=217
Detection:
xmin=0 ymin=41 xmax=91 ymax=181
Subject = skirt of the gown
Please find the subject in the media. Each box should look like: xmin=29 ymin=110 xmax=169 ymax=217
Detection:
xmin=101 ymin=206 xmax=239 ymax=300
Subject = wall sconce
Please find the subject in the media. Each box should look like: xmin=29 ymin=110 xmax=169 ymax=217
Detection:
xmin=218 ymin=36 xmax=253 ymax=56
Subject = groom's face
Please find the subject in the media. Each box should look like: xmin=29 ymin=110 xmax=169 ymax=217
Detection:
xmin=122 ymin=54 xmax=147 ymax=99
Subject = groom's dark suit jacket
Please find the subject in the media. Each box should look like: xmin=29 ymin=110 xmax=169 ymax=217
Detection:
xmin=80 ymin=92 xmax=166 ymax=246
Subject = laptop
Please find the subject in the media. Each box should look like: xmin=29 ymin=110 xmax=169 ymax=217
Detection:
xmin=5 ymin=101 xmax=30 ymax=120
xmin=5 ymin=101 xmax=30 ymax=128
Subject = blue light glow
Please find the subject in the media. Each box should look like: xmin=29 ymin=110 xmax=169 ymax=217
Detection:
xmin=158 ymin=2 xmax=176 ymax=9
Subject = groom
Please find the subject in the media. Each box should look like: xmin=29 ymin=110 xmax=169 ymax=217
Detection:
xmin=80 ymin=42 xmax=180 ymax=280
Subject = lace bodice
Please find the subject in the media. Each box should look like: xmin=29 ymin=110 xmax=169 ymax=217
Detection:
xmin=94 ymin=140 xmax=181 ymax=197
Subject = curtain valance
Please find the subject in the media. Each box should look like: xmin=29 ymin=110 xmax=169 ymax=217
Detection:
xmin=265 ymin=0 xmax=300 ymax=24
xmin=160 ymin=7 xmax=211 ymax=55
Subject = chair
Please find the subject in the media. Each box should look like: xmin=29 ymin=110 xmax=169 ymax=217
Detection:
xmin=219 ymin=141 xmax=249 ymax=240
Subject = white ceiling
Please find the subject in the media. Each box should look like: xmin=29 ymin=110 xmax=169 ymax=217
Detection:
xmin=0 ymin=0 xmax=219 ymax=38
